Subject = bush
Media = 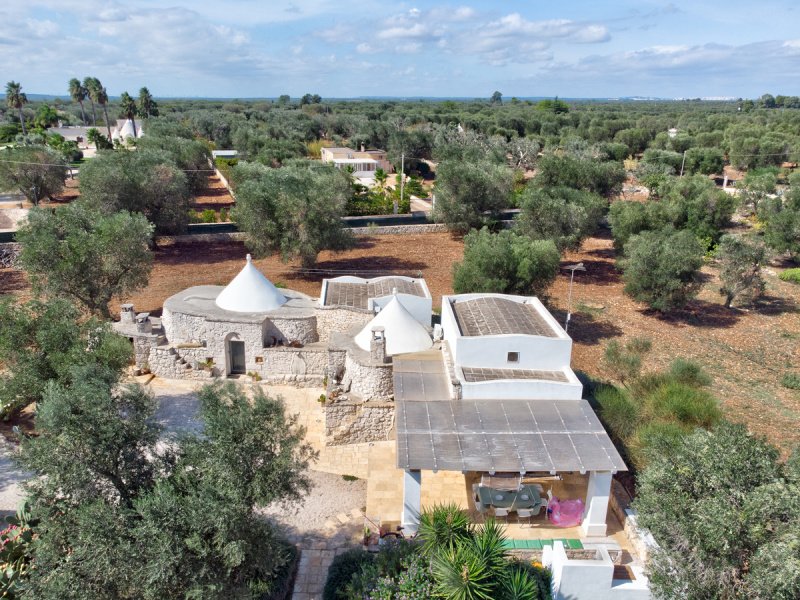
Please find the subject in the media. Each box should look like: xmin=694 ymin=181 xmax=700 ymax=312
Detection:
xmin=668 ymin=358 xmax=712 ymax=387
xmin=782 ymin=373 xmax=800 ymax=390
xmin=622 ymin=227 xmax=704 ymax=311
xmin=780 ymin=268 xmax=800 ymax=284
xmin=323 ymin=548 xmax=374 ymax=600
xmin=199 ymin=209 xmax=217 ymax=223
xmin=453 ymin=228 xmax=560 ymax=297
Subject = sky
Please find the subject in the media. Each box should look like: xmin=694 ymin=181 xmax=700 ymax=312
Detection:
xmin=2 ymin=0 xmax=800 ymax=99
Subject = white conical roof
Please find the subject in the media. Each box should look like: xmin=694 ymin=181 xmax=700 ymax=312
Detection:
xmin=215 ymin=254 xmax=287 ymax=313
xmin=355 ymin=295 xmax=432 ymax=356
xmin=119 ymin=119 xmax=136 ymax=139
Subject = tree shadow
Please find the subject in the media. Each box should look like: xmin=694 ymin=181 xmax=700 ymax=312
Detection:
xmin=283 ymin=255 xmax=429 ymax=284
xmin=560 ymin=258 xmax=621 ymax=287
xmin=0 ymin=269 xmax=28 ymax=295
xmin=549 ymin=308 xmax=624 ymax=345
xmin=644 ymin=300 xmax=742 ymax=328
xmin=750 ymin=294 xmax=798 ymax=316
xmin=154 ymin=241 xmax=248 ymax=266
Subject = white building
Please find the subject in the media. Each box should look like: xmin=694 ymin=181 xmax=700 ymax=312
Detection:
xmin=320 ymin=147 xmax=393 ymax=182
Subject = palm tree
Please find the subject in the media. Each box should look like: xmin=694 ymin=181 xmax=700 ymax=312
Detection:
xmin=96 ymin=85 xmax=113 ymax=141
xmin=137 ymin=87 xmax=158 ymax=118
xmin=68 ymin=78 xmax=87 ymax=125
xmin=119 ymin=92 xmax=138 ymax=138
xmin=5 ymin=81 xmax=28 ymax=135
xmin=83 ymin=77 xmax=101 ymax=125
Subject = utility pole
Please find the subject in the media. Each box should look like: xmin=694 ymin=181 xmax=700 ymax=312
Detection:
xmin=680 ymin=150 xmax=687 ymax=177
xmin=563 ymin=262 xmax=586 ymax=333
xmin=395 ymin=152 xmax=404 ymax=215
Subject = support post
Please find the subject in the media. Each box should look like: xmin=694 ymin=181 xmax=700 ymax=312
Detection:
xmin=581 ymin=470 xmax=612 ymax=537
xmin=401 ymin=469 xmax=421 ymax=534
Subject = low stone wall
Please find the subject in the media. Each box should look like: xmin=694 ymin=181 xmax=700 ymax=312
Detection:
xmin=348 ymin=223 xmax=448 ymax=236
xmin=610 ymin=479 xmax=657 ymax=563
xmin=325 ymin=401 xmax=394 ymax=445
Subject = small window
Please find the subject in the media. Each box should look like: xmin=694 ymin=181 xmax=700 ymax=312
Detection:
xmin=507 ymin=352 xmax=520 ymax=363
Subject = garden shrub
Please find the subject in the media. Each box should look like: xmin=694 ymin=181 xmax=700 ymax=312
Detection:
xmin=782 ymin=373 xmax=800 ymax=390
xmin=780 ymin=268 xmax=800 ymax=284
xmin=200 ymin=209 xmax=217 ymax=223
xmin=323 ymin=548 xmax=374 ymax=600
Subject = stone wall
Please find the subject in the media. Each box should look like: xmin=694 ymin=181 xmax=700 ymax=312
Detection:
xmin=259 ymin=345 xmax=328 ymax=384
xmin=327 ymin=349 xmax=347 ymax=385
xmin=324 ymin=401 xmax=395 ymax=445
xmin=266 ymin=316 xmax=318 ymax=345
xmin=348 ymin=223 xmax=448 ymax=236
xmin=341 ymin=352 xmax=394 ymax=401
xmin=315 ymin=307 xmax=372 ymax=343
xmin=148 ymin=346 xmax=215 ymax=380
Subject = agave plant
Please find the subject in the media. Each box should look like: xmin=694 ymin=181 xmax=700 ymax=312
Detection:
xmin=431 ymin=543 xmax=494 ymax=600
xmin=417 ymin=503 xmax=472 ymax=558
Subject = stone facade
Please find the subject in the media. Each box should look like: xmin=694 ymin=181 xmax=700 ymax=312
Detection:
xmin=260 ymin=345 xmax=328 ymax=384
xmin=314 ymin=307 xmax=372 ymax=343
xmin=324 ymin=400 xmax=395 ymax=445
xmin=148 ymin=346 xmax=215 ymax=380
xmin=341 ymin=352 xmax=394 ymax=401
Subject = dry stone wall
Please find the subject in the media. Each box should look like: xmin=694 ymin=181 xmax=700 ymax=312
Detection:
xmin=315 ymin=307 xmax=372 ymax=343
xmin=324 ymin=401 xmax=395 ymax=445
xmin=148 ymin=346 xmax=215 ymax=380
xmin=0 ymin=243 xmax=20 ymax=268
xmin=341 ymin=352 xmax=394 ymax=400
xmin=260 ymin=346 xmax=327 ymax=384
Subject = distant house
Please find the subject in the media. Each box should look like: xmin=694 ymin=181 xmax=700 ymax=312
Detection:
xmin=48 ymin=124 xmax=94 ymax=146
xmin=211 ymin=150 xmax=239 ymax=160
xmin=112 ymin=119 xmax=144 ymax=141
xmin=320 ymin=146 xmax=393 ymax=180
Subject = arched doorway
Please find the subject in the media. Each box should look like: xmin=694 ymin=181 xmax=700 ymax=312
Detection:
xmin=225 ymin=333 xmax=246 ymax=375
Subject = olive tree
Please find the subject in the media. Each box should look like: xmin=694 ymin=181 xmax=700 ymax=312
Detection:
xmin=78 ymin=148 xmax=192 ymax=235
xmin=17 ymin=379 xmax=314 ymax=599
xmin=453 ymin=227 xmax=560 ymax=296
xmin=232 ymin=161 xmax=354 ymax=267
xmin=516 ymin=186 xmax=606 ymax=251
xmin=0 ymin=145 xmax=68 ymax=204
xmin=0 ymin=299 xmax=131 ymax=419
xmin=622 ymin=228 xmax=704 ymax=311
xmin=717 ymin=234 xmax=767 ymax=307
xmin=635 ymin=422 xmax=800 ymax=600
xmin=17 ymin=203 xmax=154 ymax=317
xmin=433 ymin=160 xmax=513 ymax=234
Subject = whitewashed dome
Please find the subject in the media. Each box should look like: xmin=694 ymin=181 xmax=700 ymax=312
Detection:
xmin=355 ymin=295 xmax=432 ymax=356
xmin=215 ymin=254 xmax=287 ymax=313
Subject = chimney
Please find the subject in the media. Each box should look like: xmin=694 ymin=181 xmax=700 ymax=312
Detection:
xmin=370 ymin=325 xmax=388 ymax=363
xmin=120 ymin=303 xmax=135 ymax=324
xmin=135 ymin=313 xmax=152 ymax=334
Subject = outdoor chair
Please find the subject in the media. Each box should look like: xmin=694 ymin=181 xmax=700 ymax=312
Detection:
xmin=494 ymin=507 xmax=509 ymax=522
xmin=516 ymin=508 xmax=534 ymax=528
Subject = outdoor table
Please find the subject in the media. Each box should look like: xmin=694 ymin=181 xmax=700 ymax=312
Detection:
xmin=477 ymin=485 xmax=542 ymax=511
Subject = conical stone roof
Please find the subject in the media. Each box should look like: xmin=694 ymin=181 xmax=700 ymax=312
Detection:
xmin=215 ymin=254 xmax=287 ymax=313
xmin=355 ymin=295 xmax=432 ymax=356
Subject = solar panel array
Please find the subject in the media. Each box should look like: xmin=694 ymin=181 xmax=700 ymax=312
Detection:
xmin=461 ymin=367 xmax=569 ymax=383
xmin=324 ymin=278 xmax=425 ymax=308
xmin=395 ymin=398 xmax=627 ymax=473
xmin=452 ymin=297 xmax=557 ymax=337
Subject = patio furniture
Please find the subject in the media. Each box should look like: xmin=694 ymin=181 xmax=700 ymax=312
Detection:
xmin=481 ymin=472 xmax=522 ymax=491
xmin=476 ymin=484 xmax=543 ymax=513
xmin=471 ymin=484 xmax=488 ymax=514
xmin=494 ymin=507 xmax=509 ymax=522
xmin=517 ymin=508 xmax=534 ymax=528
